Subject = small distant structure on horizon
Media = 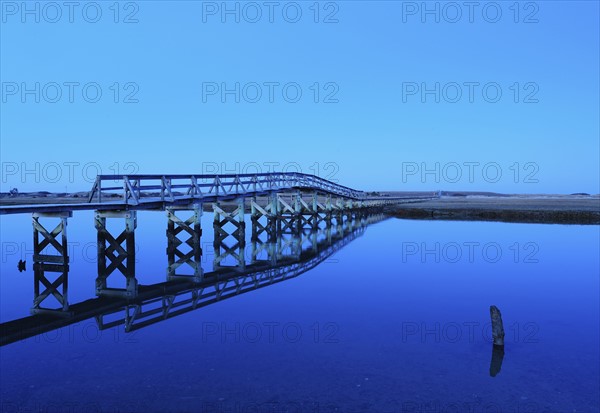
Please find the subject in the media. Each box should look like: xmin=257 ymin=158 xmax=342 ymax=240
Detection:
xmin=9 ymin=188 xmax=19 ymax=197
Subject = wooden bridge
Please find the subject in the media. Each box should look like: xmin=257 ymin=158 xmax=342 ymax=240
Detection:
xmin=0 ymin=173 xmax=429 ymax=215
xmin=0 ymin=173 xmax=435 ymax=331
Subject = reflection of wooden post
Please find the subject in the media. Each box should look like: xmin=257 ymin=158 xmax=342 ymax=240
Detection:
xmin=489 ymin=305 xmax=505 ymax=377
xmin=490 ymin=305 xmax=505 ymax=346
xmin=213 ymin=200 xmax=246 ymax=271
xmin=32 ymin=212 xmax=72 ymax=315
xmin=95 ymin=211 xmax=137 ymax=298
xmin=166 ymin=204 xmax=203 ymax=282
xmin=489 ymin=344 xmax=505 ymax=377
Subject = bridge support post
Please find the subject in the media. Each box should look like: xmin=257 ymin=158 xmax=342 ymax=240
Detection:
xmin=276 ymin=193 xmax=300 ymax=234
xmin=251 ymin=197 xmax=277 ymax=241
xmin=310 ymin=193 xmax=320 ymax=230
xmin=31 ymin=212 xmax=72 ymax=315
xmin=166 ymin=204 xmax=203 ymax=282
xmin=269 ymin=193 xmax=281 ymax=236
xmin=325 ymin=194 xmax=333 ymax=224
xmin=292 ymin=192 xmax=303 ymax=233
xmin=95 ymin=210 xmax=138 ymax=298
xmin=332 ymin=197 xmax=345 ymax=225
xmin=297 ymin=192 xmax=321 ymax=231
xmin=213 ymin=199 xmax=246 ymax=271
xmin=250 ymin=197 xmax=278 ymax=265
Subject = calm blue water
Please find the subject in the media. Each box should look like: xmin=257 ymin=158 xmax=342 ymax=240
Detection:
xmin=1 ymin=212 xmax=598 ymax=413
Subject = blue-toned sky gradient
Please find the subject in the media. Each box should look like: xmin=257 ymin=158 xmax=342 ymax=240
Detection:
xmin=1 ymin=1 xmax=599 ymax=193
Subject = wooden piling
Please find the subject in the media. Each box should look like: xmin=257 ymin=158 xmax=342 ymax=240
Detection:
xmin=490 ymin=305 xmax=505 ymax=346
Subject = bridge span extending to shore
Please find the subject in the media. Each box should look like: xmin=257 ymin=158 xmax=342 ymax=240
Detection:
xmin=0 ymin=173 xmax=435 ymax=324
xmin=1 ymin=172 xmax=432 ymax=215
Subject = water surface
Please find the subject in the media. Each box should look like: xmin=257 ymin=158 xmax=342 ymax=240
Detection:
xmin=1 ymin=212 xmax=598 ymax=412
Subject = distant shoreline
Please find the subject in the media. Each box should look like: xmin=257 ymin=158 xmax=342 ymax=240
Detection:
xmin=385 ymin=195 xmax=600 ymax=225
xmin=1 ymin=191 xmax=599 ymax=225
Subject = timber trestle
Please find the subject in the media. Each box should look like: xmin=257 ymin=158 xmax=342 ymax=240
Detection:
xmin=1 ymin=172 xmax=438 ymax=339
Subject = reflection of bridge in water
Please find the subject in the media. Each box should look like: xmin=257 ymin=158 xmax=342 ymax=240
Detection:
xmin=1 ymin=173 xmax=436 ymax=346
xmin=1 ymin=211 xmax=386 ymax=346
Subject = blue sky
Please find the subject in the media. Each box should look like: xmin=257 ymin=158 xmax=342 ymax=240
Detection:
xmin=1 ymin=1 xmax=598 ymax=193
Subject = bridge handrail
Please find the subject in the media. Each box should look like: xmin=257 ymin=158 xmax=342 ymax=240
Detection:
xmin=88 ymin=172 xmax=368 ymax=205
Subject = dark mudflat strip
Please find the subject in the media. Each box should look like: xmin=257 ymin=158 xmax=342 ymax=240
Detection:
xmin=385 ymin=197 xmax=600 ymax=225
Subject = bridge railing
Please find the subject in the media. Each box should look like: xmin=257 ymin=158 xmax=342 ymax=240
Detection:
xmin=88 ymin=173 xmax=366 ymax=205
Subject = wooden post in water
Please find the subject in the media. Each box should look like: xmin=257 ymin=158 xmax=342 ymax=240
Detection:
xmin=490 ymin=305 xmax=505 ymax=346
